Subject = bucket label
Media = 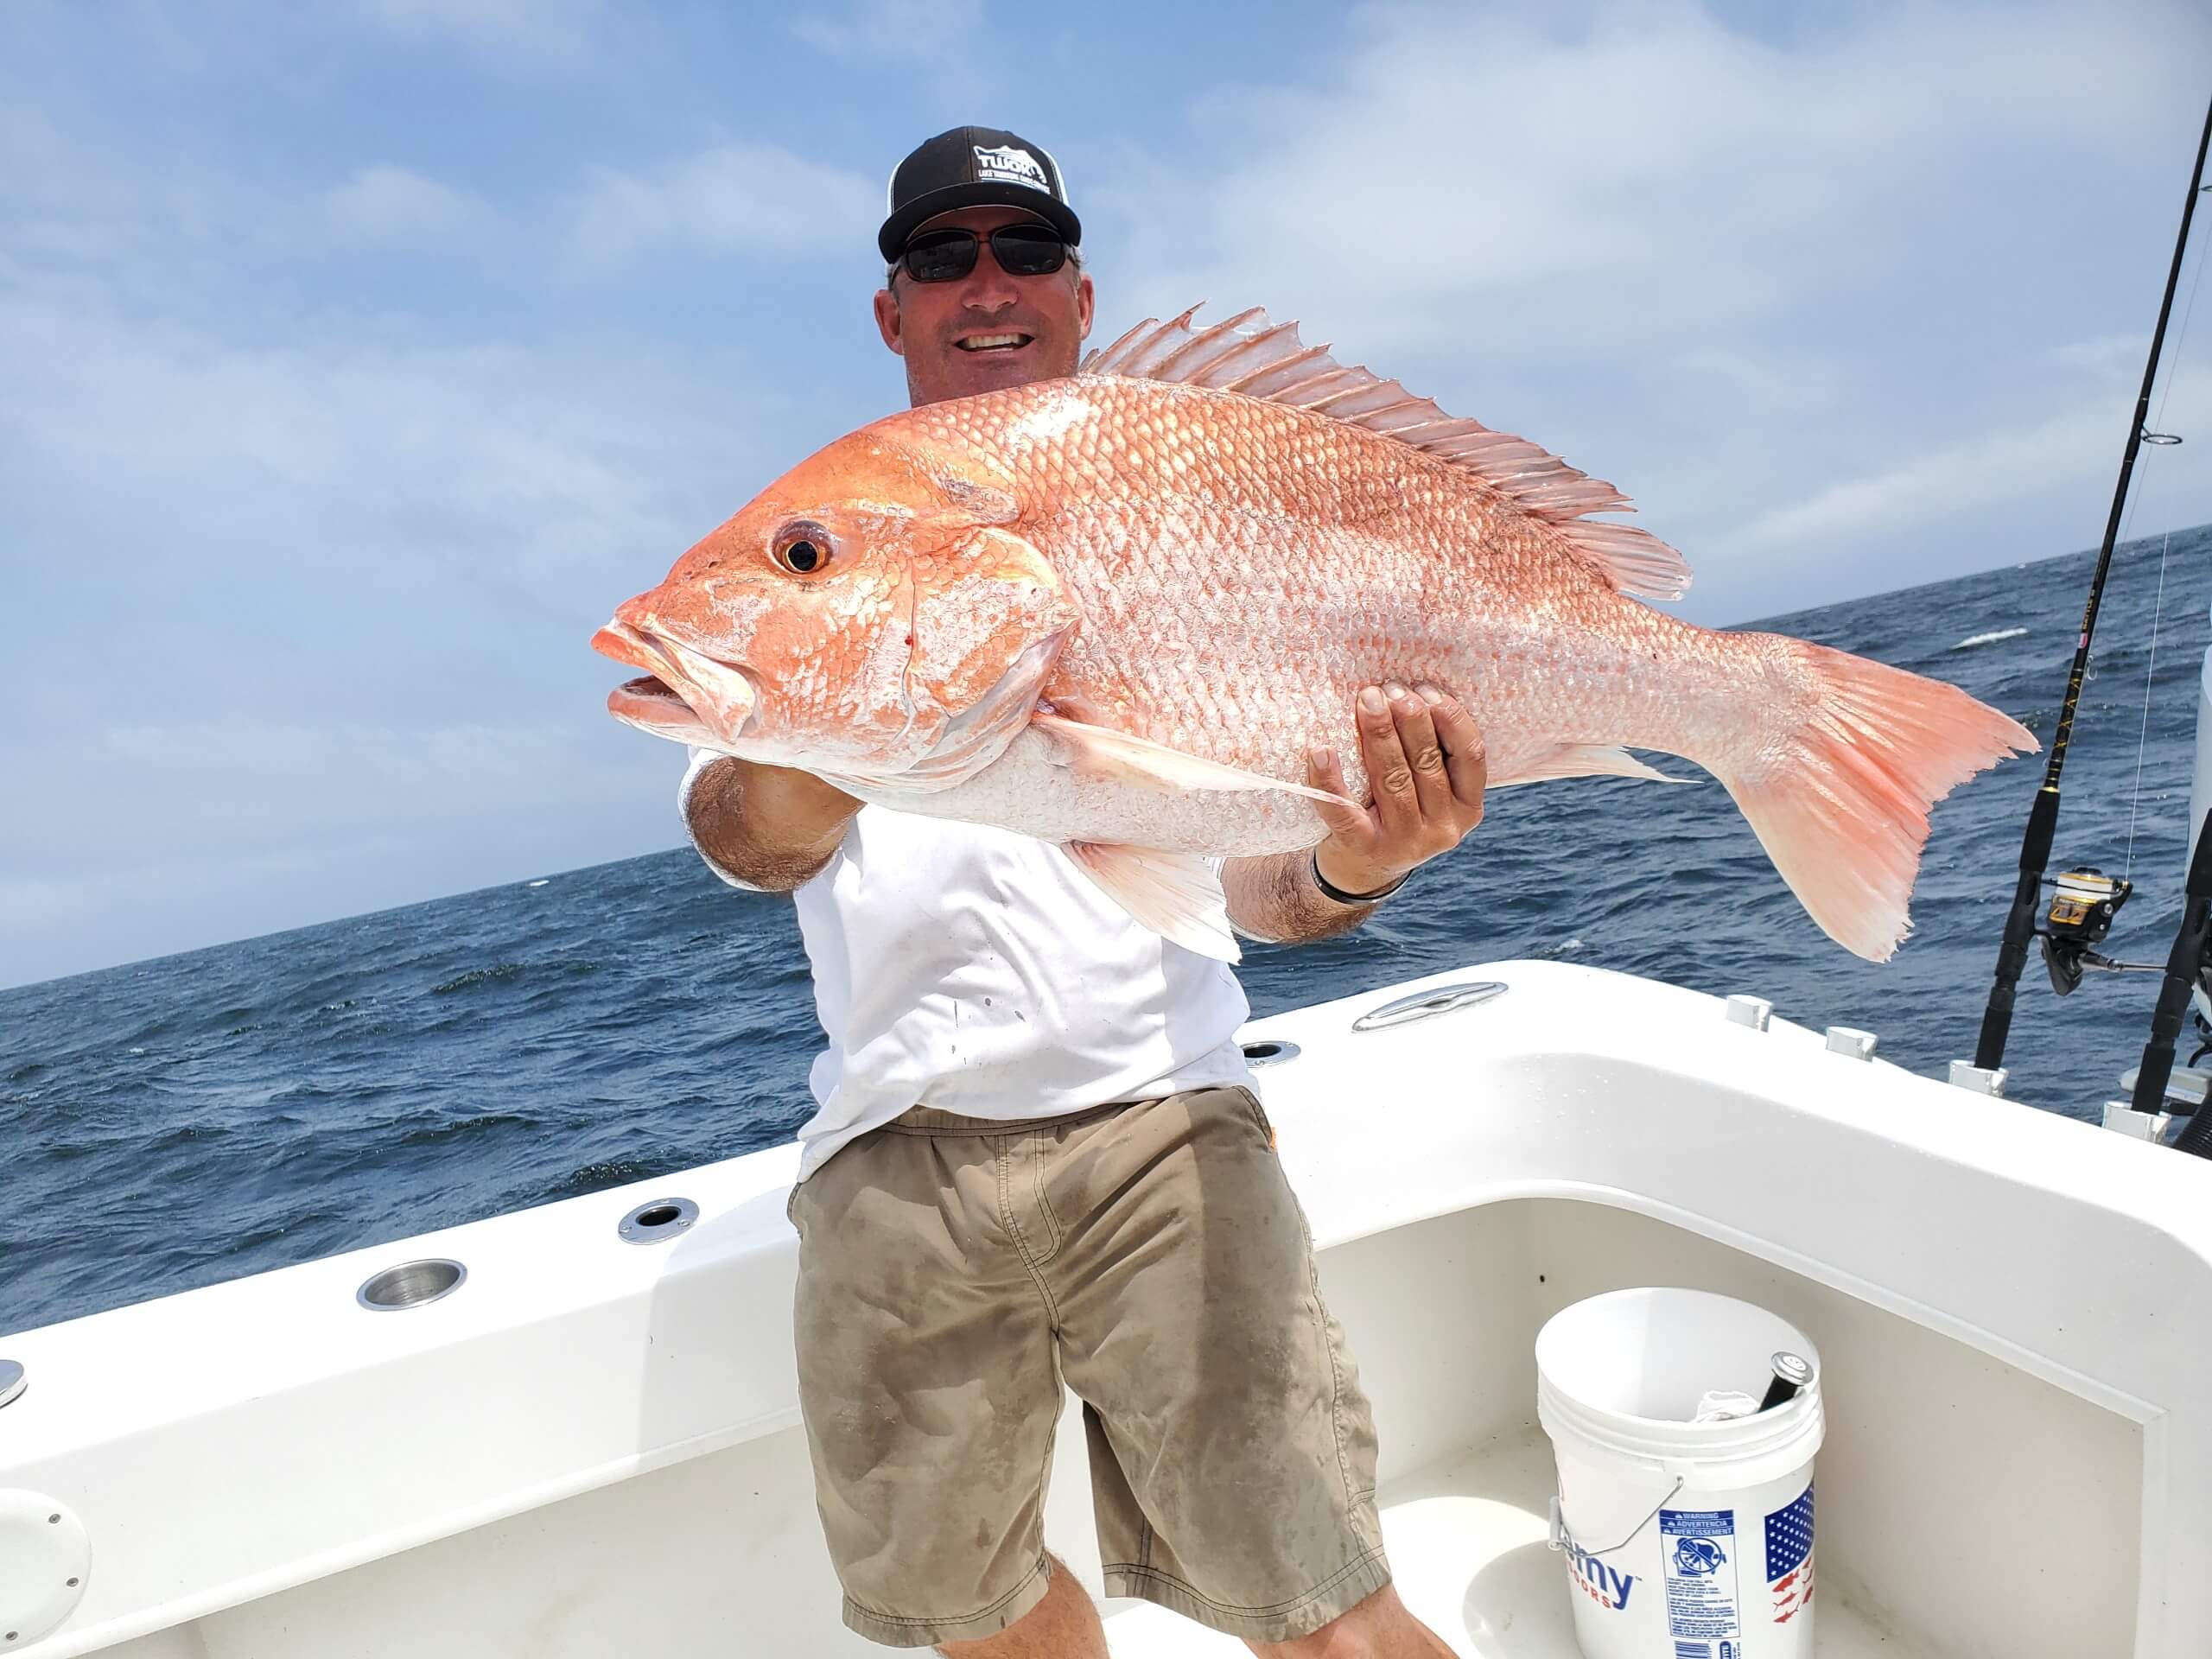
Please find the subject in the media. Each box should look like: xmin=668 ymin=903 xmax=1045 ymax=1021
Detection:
xmin=1765 ymin=1483 xmax=1815 ymax=1624
xmin=1557 ymin=1523 xmax=1637 ymax=1612
xmin=1660 ymin=1508 xmax=1740 ymax=1646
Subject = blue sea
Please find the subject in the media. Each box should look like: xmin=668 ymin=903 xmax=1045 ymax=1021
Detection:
xmin=7 ymin=524 xmax=2211 ymax=1338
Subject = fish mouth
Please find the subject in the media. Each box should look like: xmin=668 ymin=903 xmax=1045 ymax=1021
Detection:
xmin=604 ymin=674 xmax=718 ymax=746
xmin=592 ymin=619 xmax=757 ymax=747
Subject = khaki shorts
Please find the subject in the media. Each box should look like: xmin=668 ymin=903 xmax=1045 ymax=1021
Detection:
xmin=786 ymin=1084 xmax=1389 ymax=1648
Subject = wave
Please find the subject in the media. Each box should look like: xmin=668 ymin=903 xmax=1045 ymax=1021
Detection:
xmin=429 ymin=963 xmax=526 ymax=996
xmin=396 ymin=1110 xmax=542 ymax=1149
xmin=1952 ymin=626 xmax=2028 ymax=650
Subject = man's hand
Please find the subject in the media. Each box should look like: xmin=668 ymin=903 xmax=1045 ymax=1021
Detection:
xmin=1308 ymin=683 xmax=1486 ymax=897
xmin=686 ymin=755 xmax=861 ymax=892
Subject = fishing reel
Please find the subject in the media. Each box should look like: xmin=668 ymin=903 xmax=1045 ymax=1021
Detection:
xmin=2039 ymin=868 xmax=2135 ymax=996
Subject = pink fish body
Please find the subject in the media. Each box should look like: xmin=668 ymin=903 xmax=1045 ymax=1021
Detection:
xmin=594 ymin=306 xmax=2036 ymax=962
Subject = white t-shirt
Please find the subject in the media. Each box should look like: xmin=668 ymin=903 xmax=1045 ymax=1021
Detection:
xmin=679 ymin=749 xmax=1254 ymax=1179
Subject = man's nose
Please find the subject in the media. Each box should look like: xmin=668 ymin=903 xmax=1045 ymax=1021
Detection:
xmin=960 ymin=249 xmax=1023 ymax=310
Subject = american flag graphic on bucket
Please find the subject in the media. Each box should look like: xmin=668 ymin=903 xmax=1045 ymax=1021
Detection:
xmin=1765 ymin=1484 xmax=1815 ymax=1624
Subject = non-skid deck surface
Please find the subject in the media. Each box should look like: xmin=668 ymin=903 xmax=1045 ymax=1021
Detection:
xmin=1102 ymin=1427 xmax=1917 ymax=1656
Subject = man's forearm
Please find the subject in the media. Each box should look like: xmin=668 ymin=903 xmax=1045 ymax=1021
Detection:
xmin=685 ymin=756 xmax=861 ymax=892
xmin=1223 ymin=849 xmax=1378 ymax=945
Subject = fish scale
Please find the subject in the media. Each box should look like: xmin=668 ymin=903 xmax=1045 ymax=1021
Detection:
xmin=594 ymin=306 xmax=2036 ymax=963
xmin=948 ymin=380 xmax=1651 ymax=791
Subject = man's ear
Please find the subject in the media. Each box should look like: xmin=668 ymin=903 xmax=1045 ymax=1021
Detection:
xmin=873 ymin=287 xmax=905 ymax=356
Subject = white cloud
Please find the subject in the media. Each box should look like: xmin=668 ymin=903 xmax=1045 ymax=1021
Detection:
xmin=568 ymin=143 xmax=880 ymax=258
xmin=356 ymin=0 xmax=601 ymax=59
xmin=94 ymin=718 xmax=638 ymax=817
xmin=2046 ymin=334 xmax=2154 ymax=377
xmin=321 ymin=164 xmax=496 ymax=247
xmin=0 ymin=876 xmax=102 ymax=935
xmin=1737 ymin=361 xmax=2211 ymax=553
xmin=0 ymin=286 xmax=715 ymax=590
xmin=2 ymin=113 xmax=493 ymax=283
xmin=787 ymin=0 xmax=990 ymax=108
xmin=0 ymin=102 xmax=252 ymax=273
xmin=791 ymin=0 xmax=982 ymax=60
xmin=1072 ymin=0 xmax=2211 ymax=620
xmin=1102 ymin=3 xmax=2171 ymax=356
xmin=3 ymin=100 xmax=870 ymax=280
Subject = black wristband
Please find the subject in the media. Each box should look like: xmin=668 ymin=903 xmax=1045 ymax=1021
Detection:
xmin=1311 ymin=849 xmax=1408 ymax=906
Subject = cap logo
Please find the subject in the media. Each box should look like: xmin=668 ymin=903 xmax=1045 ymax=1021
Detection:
xmin=972 ymin=143 xmax=1049 ymax=192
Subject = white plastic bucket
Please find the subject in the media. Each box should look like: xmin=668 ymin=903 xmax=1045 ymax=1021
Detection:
xmin=1537 ymin=1288 xmax=1823 ymax=1659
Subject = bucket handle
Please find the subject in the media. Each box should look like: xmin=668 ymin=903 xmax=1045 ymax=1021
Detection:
xmin=1546 ymin=1476 xmax=1684 ymax=1557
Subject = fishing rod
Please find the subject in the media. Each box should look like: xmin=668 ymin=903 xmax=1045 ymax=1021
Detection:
xmin=2126 ymin=806 xmax=2212 ymax=1148
xmin=1972 ymin=90 xmax=2212 ymax=1077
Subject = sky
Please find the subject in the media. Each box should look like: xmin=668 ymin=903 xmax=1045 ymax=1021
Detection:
xmin=3 ymin=0 xmax=2209 ymax=989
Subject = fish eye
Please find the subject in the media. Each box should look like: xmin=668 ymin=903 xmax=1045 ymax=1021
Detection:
xmin=772 ymin=521 xmax=835 ymax=576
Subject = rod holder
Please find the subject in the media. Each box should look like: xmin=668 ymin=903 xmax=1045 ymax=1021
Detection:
xmin=1826 ymin=1027 xmax=1878 ymax=1060
xmin=2104 ymin=1101 xmax=2178 ymax=1142
xmin=1725 ymin=995 xmax=1773 ymax=1031
xmin=619 ymin=1198 xmax=699 ymax=1245
xmin=1948 ymin=1061 xmax=2007 ymax=1097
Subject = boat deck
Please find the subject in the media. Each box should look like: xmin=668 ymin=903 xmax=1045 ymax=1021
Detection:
xmin=1103 ymin=1426 xmax=1916 ymax=1656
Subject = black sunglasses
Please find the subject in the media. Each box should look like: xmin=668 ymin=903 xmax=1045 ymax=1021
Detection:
xmin=898 ymin=224 xmax=1071 ymax=283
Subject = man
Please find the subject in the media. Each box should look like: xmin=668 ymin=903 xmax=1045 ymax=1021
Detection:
xmin=680 ymin=126 xmax=1483 ymax=1656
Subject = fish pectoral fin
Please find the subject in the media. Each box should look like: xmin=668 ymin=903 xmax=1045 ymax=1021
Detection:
xmin=1491 ymin=744 xmax=1687 ymax=788
xmin=898 ymin=625 xmax=1073 ymax=790
xmin=1033 ymin=714 xmax=1359 ymax=809
xmin=1063 ymin=842 xmax=1241 ymax=963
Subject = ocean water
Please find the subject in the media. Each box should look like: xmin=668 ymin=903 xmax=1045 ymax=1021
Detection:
xmin=6 ymin=524 xmax=2211 ymax=1337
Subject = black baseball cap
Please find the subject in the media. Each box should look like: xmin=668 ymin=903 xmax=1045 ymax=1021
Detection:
xmin=878 ymin=125 xmax=1081 ymax=263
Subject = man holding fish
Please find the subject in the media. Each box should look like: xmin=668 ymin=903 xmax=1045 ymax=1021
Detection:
xmin=596 ymin=120 xmax=2030 ymax=1653
xmin=670 ymin=129 xmax=1472 ymax=1656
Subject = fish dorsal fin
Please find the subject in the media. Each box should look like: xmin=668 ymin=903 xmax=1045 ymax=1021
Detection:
xmin=1079 ymin=305 xmax=1691 ymax=601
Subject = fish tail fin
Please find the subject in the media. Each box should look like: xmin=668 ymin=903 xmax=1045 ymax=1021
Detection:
xmin=1719 ymin=640 xmax=2037 ymax=962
